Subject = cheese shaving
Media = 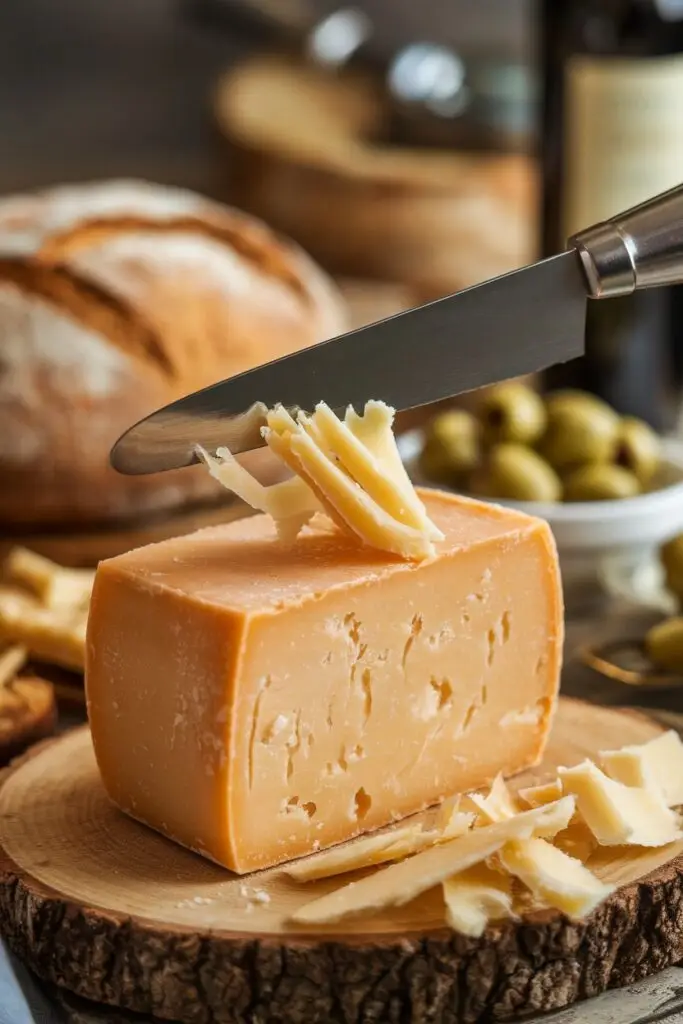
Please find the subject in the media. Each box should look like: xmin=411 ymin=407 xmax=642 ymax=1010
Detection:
xmin=5 ymin=547 xmax=93 ymax=610
xmin=284 ymin=824 xmax=423 ymax=881
xmin=558 ymin=760 xmax=682 ymax=847
xmin=442 ymin=864 xmax=514 ymax=937
xmin=462 ymin=774 xmax=611 ymax=918
xmin=0 ymin=549 xmax=94 ymax=672
xmin=600 ymin=730 xmax=683 ymax=808
xmin=285 ymin=805 xmax=475 ymax=882
xmin=467 ymin=774 xmax=520 ymax=823
xmin=199 ymin=443 xmax=320 ymax=544
xmin=198 ymin=400 xmax=442 ymax=561
xmin=0 ymin=645 xmax=27 ymax=689
xmin=517 ymin=779 xmax=564 ymax=809
xmin=468 ymin=775 xmax=571 ymax=840
xmin=500 ymin=838 xmax=613 ymax=919
xmin=287 ymin=730 xmax=683 ymax=933
xmin=290 ymin=799 xmax=574 ymax=925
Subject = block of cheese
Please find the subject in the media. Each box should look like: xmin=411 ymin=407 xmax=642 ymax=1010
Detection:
xmin=86 ymin=488 xmax=563 ymax=873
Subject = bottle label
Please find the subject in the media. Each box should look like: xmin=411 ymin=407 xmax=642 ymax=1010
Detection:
xmin=563 ymin=54 xmax=683 ymax=237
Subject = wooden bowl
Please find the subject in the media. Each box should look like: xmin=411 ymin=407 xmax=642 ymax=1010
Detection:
xmin=215 ymin=54 xmax=538 ymax=296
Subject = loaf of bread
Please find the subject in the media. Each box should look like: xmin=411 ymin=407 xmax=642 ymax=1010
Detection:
xmin=0 ymin=179 xmax=346 ymax=527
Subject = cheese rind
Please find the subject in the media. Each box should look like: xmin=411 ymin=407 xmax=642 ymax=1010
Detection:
xmin=86 ymin=489 xmax=563 ymax=873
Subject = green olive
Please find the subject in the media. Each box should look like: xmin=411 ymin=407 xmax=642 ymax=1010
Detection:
xmin=471 ymin=443 xmax=562 ymax=503
xmin=539 ymin=391 xmax=620 ymax=470
xmin=419 ymin=409 xmax=481 ymax=484
xmin=645 ymin=617 xmax=683 ymax=673
xmin=661 ymin=535 xmax=683 ymax=602
xmin=480 ymin=381 xmax=547 ymax=445
xmin=562 ymin=463 xmax=640 ymax=502
xmin=614 ymin=417 xmax=661 ymax=486
xmin=662 ymin=534 xmax=683 ymax=574
xmin=664 ymin=565 xmax=683 ymax=606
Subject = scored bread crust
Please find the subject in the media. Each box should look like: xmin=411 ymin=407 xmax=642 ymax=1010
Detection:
xmin=0 ymin=179 xmax=347 ymax=527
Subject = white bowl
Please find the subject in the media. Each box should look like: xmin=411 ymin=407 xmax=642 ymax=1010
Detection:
xmin=399 ymin=431 xmax=683 ymax=608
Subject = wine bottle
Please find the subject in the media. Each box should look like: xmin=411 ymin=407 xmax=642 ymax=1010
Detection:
xmin=540 ymin=0 xmax=683 ymax=430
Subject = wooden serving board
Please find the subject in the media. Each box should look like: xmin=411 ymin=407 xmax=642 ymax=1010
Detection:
xmin=1 ymin=698 xmax=683 ymax=1024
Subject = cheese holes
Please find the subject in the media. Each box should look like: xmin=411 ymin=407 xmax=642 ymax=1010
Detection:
xmin=361 ymin=668 xmax=373 ymax=721
xmin=487 ymin=628 xmax=496 ymax=666
xmin=486 ymin=612 xmax=512 ymax=666
xmin=354 ymin=787 xmax=372 ymax=821
xmin=402 ymin=613 xmax=423 ymax=671
xmin=430 ymin=676 xmax=453 ymax=710
xmin=284 ymin=796 xmax=317 ymax=819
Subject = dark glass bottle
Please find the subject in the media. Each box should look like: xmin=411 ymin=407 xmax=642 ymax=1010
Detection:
xmin=540 ymin=0 xmax=683 ymax=430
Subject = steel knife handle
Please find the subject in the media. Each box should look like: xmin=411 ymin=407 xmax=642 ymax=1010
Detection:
xmin=568 ymin=182 xmax=683 ymax=299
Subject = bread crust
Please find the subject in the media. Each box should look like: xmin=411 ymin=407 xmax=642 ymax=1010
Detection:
xmin=0 ymin=180 xmax=346 ymax=527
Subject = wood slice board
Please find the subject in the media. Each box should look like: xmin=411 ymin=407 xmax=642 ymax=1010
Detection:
xmin=1 ymin=698 xmax=683 ymax=1024
xmin=44 ymin=966 xmax=683 ymax=1024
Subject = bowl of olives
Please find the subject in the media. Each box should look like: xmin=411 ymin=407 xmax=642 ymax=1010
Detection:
xmin=400 ymin=384 xmax=683 ymax=595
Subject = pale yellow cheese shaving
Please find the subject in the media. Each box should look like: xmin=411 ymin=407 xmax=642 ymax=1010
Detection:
xmin=0 ymin=645 xmax=27 ymax=688
xmin=290 ymin=799 xmax=575 ymax=925
xmin=517 ymin=779 xmax=564 ymax=809
xmin=199 ymin=400 xmax=442 ymax=561
xmin=442 ymin=864 xmax=514 ymax=937
xmin=5 ymin=547 xmax=93 ymax=610
xmin=600 ymin=730 xmax=683 ymax=809
xmin=558 ymin=760 xmax=682 ymax=847
xmin=284 ymin=824 xmax=423 ymax=881
xmin=285 ymin=804 xmax=475 ymax=883
xmin=379 ymin=813 xmax=475 ymax=861
xmin=467 ymin=774 xmax=520 ymax=823
xmin=301 ymin=402 xmax=442 ymax=541
xmin=435 ymin=796 xmax=476 ymax=838
xmin=518 ymin=777 xmax=585 ymax=828
xmin=500 ymin=838 xmax=613 ymax=919
xmin=198 ymin=443 xmax=321 ymax=544
xmin=0 ymin=548 xmax=92 ymax=676
xmin=288 ymin=731 xmax=683 ymax=932
xmin=466 ymin=775 xmax=611 ymax=918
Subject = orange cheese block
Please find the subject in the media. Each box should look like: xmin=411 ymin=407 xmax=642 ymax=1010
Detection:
xmin=85 ymin=489 xmax=563 ymax=874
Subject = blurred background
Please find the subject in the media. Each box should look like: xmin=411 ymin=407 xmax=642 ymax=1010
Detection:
xmin=0 ymin=1 xmax=530 ymax=193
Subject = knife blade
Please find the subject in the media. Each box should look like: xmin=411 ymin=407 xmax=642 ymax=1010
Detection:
xmin=110 ymin=252 xmax=587 ymax=475
xmin=110 ymin=182 xmax=683 ymax=476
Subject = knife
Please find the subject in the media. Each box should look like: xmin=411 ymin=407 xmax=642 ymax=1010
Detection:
xmin=111 ymin=183 xmax=683 ymax=476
